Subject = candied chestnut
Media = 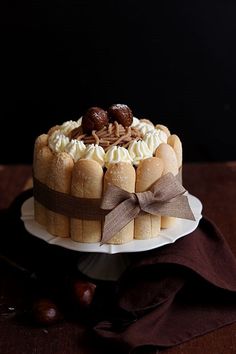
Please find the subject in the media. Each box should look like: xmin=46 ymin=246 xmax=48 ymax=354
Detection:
xmin=82 ymin=107 xmax=108 ymax=133
xmin=108 ymin=104 xmax=133 ymax=127
xmin=32 ymin=298 xmax=62 ymax=326
xmin=72 ymin=280 xmax=96 ymax=309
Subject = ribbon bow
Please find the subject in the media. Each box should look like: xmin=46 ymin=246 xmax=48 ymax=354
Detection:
xmin=100 ymin=172 xmax=195 ymax=244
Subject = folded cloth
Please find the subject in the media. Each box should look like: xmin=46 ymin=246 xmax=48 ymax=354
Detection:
xmin=94 ymin=217 xmax=236 ymax=353
xmin=0 ymin=189 xmax=82 ymax=279
xmin=2 ymin=191 xmax=236 ymax=353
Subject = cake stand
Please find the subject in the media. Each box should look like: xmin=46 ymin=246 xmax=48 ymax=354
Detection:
xmin=21 ymin=194 xmax=202 ymax=281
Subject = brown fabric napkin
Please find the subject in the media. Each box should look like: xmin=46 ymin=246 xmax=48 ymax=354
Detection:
xmin=94 ymin=217 xmax=236 ymax=353
xmin=1 ymin=191 xmax=236 ymax=354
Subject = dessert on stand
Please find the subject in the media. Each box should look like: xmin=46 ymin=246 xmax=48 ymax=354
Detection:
xmin=21 ymin=104 xmax=202 ymax=280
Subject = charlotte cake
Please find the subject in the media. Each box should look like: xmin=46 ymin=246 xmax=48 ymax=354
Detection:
xmin=33 ymin=104 xmax=183 ymax=244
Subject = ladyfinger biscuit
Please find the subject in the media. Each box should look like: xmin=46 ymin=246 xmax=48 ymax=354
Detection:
xmin=167 ymin=134 xmax=183 ymax=169
xmin=34 ymin=145 xmax=53 ymax=226
xmin=33 ymin=134 xmax=48 ymax=165
xmin=155 ymin=143 xmax=178 ymax=228
xmin=155 ymin=124 xmax=171 ymax=137
xmin=155 ymin=143 xmax=178 ymax=176
xmin=71 ymin=159 xmax=103 ymax=242
xmin=46 ymin=152 xmax=74 ymax=237
xmin=104 ymin=162 xmax=136 ymax=244
xmin=135 ymin=157 xmax=163 ymax=239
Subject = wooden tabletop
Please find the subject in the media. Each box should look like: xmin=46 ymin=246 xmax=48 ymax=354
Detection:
xmin=0 ymin=163 xmax=236 ymax=354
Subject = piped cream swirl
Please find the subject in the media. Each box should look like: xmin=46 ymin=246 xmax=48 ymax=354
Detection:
xmin=60 ymin=120 xmax=80 ymax=135
xmin=77 ymin=116 xmax=82 ymax=126
xmin=83 ymin=144 xmax=105 ymax=167
xmin=128 ymin=140 xmax=152 ymax=165
xmin=136 ymin=122 xmax=155 ymax=136
xmin=131 ymin=117 xmax=140 ymax=127
xmin=105 ymin=146 xmax=133 ymax=168
xmin=64 ymin=139 xmax=86 ymax=162
xmin=48 ymin=130 xmax=70 ymax=153
xmin=143 ymin=129 xmax=168 ymax=154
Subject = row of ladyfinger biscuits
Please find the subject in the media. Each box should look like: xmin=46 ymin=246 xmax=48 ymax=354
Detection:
xmin=34 ymin=130 xmax=182 ymax=244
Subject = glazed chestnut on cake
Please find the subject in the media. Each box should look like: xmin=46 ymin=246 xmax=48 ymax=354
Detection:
xmin=82 ymin=107 xmax=109 ymax=133
xmin=108 ymin=104 xmax=133 ymax=127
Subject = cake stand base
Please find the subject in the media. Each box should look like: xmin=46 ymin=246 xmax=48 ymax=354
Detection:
xmin=77 ymin=252 xmax=133 ymax=281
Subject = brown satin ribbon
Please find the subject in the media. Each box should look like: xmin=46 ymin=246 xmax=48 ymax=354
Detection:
xmin=33 ymin=168 xmax=193 ymax=244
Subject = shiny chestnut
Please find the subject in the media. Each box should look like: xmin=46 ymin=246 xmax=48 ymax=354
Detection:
xmin=32 ymin=298 xmax=62 ymax=326
xmin=108 ymin=104 xmax=133 ymax=127
xmin=82 ymin=107 xmax=108 ymax=133
xmin=72 ymin=280 xmax=96 ymax=308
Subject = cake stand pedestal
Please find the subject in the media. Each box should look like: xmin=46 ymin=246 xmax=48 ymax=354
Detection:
xmin=77 ymin=253 xmax=133 ymax=281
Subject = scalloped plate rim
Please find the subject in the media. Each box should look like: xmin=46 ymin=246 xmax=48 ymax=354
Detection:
xmin=21 ymin=195 xmax=202 ymax=255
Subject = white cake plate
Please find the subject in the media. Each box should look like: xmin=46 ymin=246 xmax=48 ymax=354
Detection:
xmin=21 ymin=195 xmax=202 ymax=280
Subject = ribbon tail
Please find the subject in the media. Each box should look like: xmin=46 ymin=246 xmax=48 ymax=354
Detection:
xmin=179 ymin=195 xmax=196 ymax=220
xmin=142 ymin=195 xmax=196 ymax=221
xmin=101 ymin=199 xmax=140 ymax=245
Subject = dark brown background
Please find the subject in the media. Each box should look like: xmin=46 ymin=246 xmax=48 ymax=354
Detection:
xmin=1 ymin=0 xmax=236 ymax=163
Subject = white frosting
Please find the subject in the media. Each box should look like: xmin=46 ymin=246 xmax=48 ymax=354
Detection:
xmin=83 ymin=144 xmax=105 ymax=167
xmin=64 ymin=139 xmax=86 ymax=162
xmin=48 ymin=130 xmax=70 ymax=153
xmin=128 ymin=140 xmax=152 ymax=166
xmin=77 ymin=116 xmax=83 ymax=126
xmin=105 ymin=146 xmax=133 ymax=168
xmin=136 ymin=122 xmax=155 ymax=136
xmin=47 ymin=115 xmax=170 ymax=167
xmin=143 ymin=129 xmax=168 ymax=154
xmin=60 ymin=120 xmax=80 ymax=135
xmin=131 ymin=117 xmax=140 ymax=127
